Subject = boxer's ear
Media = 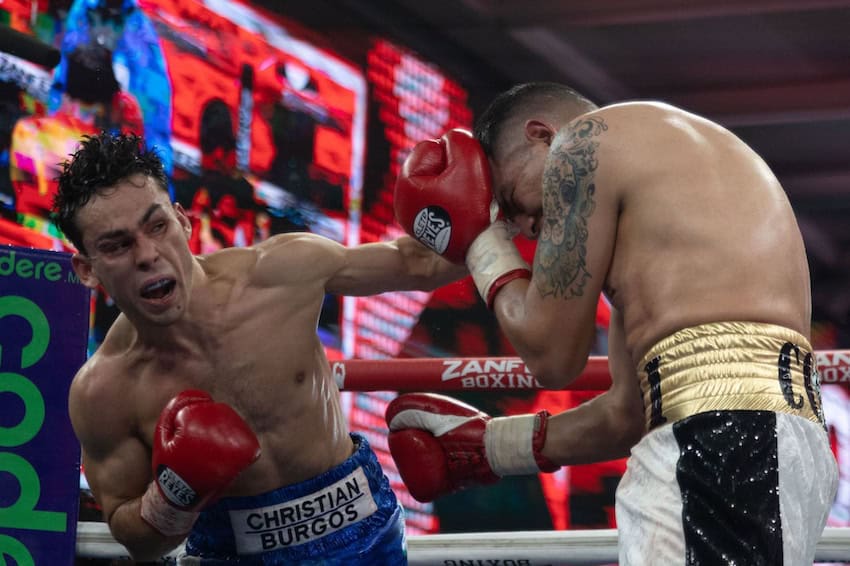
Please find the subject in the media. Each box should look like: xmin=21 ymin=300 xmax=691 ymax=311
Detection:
xmin=173 ymin=202 xmax=192 ymax=238
xmin=71 ymin=253 xmax=100 ymax=290
xmin=524 ymin=120 xmax=554 ymax=145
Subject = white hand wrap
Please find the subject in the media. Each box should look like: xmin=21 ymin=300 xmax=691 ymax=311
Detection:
xmin=466 ymin=220 xmax=531 ymax=308
xmin=485 ymin=415 xmax=545 ymax=476
xmin=140 ymin=483 xmax=199 ymax=537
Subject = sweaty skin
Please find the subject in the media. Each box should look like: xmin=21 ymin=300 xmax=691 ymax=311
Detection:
xmin=487 ymin=101 xmax=811 ymax=465
xmin=67 ymin=174 xmax=465 ymax=561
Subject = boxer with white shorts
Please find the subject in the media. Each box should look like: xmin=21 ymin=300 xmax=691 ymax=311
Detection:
xmin=387 ymin=82 xmax=838 ymax=564
xmin=616 ymin=321 xmax=835 ymax=565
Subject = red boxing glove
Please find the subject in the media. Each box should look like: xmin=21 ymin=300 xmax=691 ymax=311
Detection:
xmin=385 ymin=393 xmax=558 ymax=503
xmin=394 ymin=129 xmax=494 ymax=264
xmin=140 ymin=390 xmax=261 ymax=536
xmin=395 ymin=129 xmax=531 ymax=307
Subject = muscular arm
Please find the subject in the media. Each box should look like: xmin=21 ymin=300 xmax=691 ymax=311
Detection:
xmin=254 ymin=232 xmax=467 ymax=296
xmin=70 ymin=371 xmax=183 ymax=561
xmin=83 ymin=442 xmax=185 ymax=560
xmin=541 ymin=306 xmax=645 ymax=465
xmin=492 ymin=114 xmax=619 ymax=387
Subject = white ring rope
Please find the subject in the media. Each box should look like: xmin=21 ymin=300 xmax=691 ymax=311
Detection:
xmin=75 ymin=521 xmax=850 ymax=564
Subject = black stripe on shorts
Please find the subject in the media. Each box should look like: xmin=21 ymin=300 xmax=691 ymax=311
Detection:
xmin=673 ymin=410 xmax=782 ymax=566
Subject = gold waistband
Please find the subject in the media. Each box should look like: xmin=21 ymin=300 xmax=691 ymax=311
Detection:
xmin=637 ymin=321 xmax=824 ymax=430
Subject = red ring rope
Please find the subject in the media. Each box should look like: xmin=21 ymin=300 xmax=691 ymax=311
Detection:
xmin=333 ymin=350 xmax=850 ymax=392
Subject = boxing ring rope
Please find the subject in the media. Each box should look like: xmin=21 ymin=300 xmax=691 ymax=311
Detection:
xmin=333 ymin=350 xmax=850 ymax=391
xmin=75 ymin=522 xmax=850 ymax=563
xmin=75 ymin=349 xmax=850 ymax=563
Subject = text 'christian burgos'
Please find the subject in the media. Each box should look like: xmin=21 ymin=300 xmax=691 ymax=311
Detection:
xmin=228 ymin=468 xmax=377 ymax=554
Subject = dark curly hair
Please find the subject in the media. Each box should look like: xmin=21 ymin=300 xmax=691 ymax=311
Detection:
xmin=53 ymin=131 xmax=168 ymax=254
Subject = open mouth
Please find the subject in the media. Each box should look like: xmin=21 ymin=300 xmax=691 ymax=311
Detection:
xmin=140 ymin=278 xmax=177 ymax=300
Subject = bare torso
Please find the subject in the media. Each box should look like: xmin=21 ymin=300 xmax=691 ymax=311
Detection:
xmin=83 ymin=244 xmax=351 ymax=496
xmin=598 ymin=102 xmax=811 ymax=363
xmin=495 ymin=102 xmax=815 ymax=465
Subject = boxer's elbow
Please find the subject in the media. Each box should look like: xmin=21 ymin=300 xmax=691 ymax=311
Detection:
xmin=524 ymin=331 xmax=594 ymax=389
xmin=506 ymin=328 xmax=566 ymax=388
xmin=605 ymin=396 xmax=645 ymax=455
xmin=498 ymin=299 xmax=597 ymax=389
xmin=108 ymin=507 xmax=185 ymax=563
xmin=122 ymin=535 xmax=183 ymax=563
xmin=528 ymin=352 xmax=589 ymax=390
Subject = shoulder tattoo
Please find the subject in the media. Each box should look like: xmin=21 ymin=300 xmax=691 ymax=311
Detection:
xmin=534 ymin=116 xmax=607 ymax=299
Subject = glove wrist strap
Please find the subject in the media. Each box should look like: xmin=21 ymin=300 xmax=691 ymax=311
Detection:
xmin=532 ymin=410 xmax=560 ymax=472
xmin=485 ymin=411 xmax=559 ymax=476
xmin=466 ymin=221 xmax=530 ymax=309
xmin=140 ymin=483 xmax=199 ymax=537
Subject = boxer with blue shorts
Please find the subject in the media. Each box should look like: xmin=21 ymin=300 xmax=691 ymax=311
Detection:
xmin=59 ymin=132 xmax=462 ymax=563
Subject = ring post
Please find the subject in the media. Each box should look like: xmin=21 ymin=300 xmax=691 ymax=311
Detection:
xmin=0 ymin=246 xmax=90 ymax=565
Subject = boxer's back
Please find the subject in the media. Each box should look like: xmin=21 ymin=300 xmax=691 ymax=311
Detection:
xmin=596 ymin=102 xmax=811 ymax=361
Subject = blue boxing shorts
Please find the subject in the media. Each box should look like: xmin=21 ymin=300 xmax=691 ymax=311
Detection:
xmin=177 ymin=433 xmax=407 ymax=565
